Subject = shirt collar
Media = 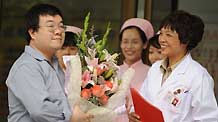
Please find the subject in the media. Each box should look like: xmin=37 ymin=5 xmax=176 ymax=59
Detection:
xmin=24 ymin=45 xmax=47 ymax=61
xmin=160 ymin=54 xmax=187 ymax=73
xmin=24 ymin=45 xmax=58 ymax=65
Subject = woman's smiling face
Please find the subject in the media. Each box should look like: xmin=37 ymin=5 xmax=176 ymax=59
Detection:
xmin=159 ymin=27 xmax=187 ymax=59
xmin=120 ymin=28 xmax=146 ymax=65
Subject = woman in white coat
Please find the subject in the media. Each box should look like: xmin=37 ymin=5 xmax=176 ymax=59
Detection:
xmin=129 ymin=10 xmax=218 ymax=122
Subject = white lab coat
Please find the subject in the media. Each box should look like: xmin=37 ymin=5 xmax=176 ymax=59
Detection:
xmin=140 ymin=53 xmax=218 ymax=122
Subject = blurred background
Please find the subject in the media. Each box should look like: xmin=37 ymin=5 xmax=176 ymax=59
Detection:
xmin=0 ymin=0 xmax=217 ymax=121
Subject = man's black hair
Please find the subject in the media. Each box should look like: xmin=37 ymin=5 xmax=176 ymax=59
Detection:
xmin=25 ymin=3 xmax=63 ymax=43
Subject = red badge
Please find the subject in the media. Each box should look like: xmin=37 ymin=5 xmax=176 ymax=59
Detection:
xmin=171 ymin=98 xmax=179 ymax=106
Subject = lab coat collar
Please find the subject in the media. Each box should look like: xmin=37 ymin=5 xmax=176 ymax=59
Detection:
xmin=172 ymin=53 xmax=192 ymax=75
xmin=161 ymin=53 xmax=192 ymax=87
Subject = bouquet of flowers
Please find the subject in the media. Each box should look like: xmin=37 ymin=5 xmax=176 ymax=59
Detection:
xmin=65 ymin=13 xmax=134 ymax=122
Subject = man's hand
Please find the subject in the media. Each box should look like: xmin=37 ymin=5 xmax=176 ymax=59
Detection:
xmin=128 ymin=112 xmax=141 ymax=122
xmin=70 ymin=104 xmax=94 ymax=122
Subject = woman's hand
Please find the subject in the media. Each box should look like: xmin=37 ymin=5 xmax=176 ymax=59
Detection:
xmin=70 ymin=104 xmax=94 ymax=122
xmin=128 ymin=112 xmax=141 ymax=122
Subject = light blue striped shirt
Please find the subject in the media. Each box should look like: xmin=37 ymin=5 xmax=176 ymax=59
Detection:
xmin=6 ymin=46 xmax=72 ymax=122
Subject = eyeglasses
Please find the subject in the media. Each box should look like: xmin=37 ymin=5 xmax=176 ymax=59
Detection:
xmin=37 ymin=25 xmax=67 ymax=33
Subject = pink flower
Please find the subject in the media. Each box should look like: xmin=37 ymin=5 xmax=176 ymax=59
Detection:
xmin=91 ymin=85 xmax=104 ymax=97
xmin=105 ymin=81 xmax=113 ymax=89
xmin=96 ymin=64 xmax=108 ymax=76
xmin=99 ymin=94 xmax=108 ymax=105
xmin=110 ymin=80 xmax=119 ymax=93
xmin=85 ymin=57 xmax=98 ymax=67
xmin=81 ymin=89 xmax=91 ymax=99
xmin=82 ymin=70 xmax=91 ymax=88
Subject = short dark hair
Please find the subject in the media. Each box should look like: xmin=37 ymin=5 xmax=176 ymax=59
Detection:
xmin=63 ymin=32 xmax=77 ymax=47
xmin=144 ymin=34 xmax=161 ymax=66
xmin=148 ymin=34 xmax=160 ymax=49
xmin=159 ymin=10 xmax=204 ymax=51
xmin=25 ymin=3 xmax=63 ymax=43
xmin=189 ymin=14 xmax=204 ymax=50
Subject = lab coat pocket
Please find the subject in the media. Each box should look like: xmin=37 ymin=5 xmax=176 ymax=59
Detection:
xmin=163 ymin=89 xmax=191 ymax=114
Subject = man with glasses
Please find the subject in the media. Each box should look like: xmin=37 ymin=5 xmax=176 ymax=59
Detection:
xmin=6 ymin=3 xmax=93 ymax=122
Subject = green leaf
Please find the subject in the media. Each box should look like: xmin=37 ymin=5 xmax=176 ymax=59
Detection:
xmin=95 ymin=22 xmax=111 ymax=52
xmin=79 ymin=12 xmax=90 ymax=55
